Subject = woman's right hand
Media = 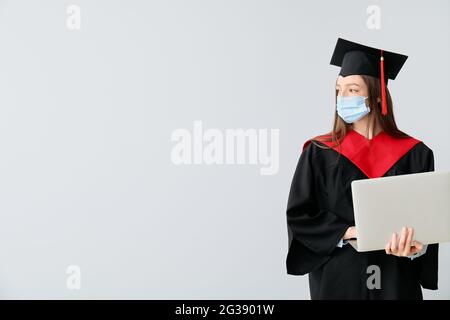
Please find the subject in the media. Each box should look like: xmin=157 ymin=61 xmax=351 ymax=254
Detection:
xmin=343 ymin=226 xmax=356 ymax=240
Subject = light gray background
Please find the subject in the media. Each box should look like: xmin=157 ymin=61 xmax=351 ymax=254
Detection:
xmin=0 ymin=0 xmax=448 ymax=299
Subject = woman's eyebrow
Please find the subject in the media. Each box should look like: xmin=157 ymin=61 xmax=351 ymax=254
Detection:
xmin=335 ymin=83 xmax=361 ymax=87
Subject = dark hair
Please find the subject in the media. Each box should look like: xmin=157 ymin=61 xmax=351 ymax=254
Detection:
xmin=311 ymin=74 xmax=411 ymax=151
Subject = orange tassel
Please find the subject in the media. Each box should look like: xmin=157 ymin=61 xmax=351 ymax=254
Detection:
xmin=380 ymin=50 xmax=387 ymax=116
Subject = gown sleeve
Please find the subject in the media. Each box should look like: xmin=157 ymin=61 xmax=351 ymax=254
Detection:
xmin=286 ymin=142 xmax=351 ymax=275
xmin=412 ymin=147 xmax=439 ymax=290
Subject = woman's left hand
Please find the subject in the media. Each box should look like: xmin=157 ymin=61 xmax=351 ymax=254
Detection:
xmin=385 ymin=226 xmax=424 ymax=257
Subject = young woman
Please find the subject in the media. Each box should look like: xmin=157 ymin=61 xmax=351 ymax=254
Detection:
xmin=285 ymin=38 xmax=438 ymax=300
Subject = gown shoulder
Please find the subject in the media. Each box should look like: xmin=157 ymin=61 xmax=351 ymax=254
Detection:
xmin=399 ymin=136 xmax=434 ymax=172
xmin=301 ymin=132 xmax=333 ymax=153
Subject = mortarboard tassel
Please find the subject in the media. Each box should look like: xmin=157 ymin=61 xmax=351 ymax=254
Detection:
xmin=380 ymin=49 xmax=388 ymax=116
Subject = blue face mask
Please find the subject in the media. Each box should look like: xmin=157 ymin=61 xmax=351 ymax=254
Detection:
xmin=336 ymin=96 xmax=370 ymax=123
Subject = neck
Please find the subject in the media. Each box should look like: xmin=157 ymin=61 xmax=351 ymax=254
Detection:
xmin=351 ymin=114 xmax=382 ymax=139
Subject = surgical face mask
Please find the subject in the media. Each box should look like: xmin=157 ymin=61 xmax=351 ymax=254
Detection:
xmin=336 ymin=96 xmax=370 ymax=124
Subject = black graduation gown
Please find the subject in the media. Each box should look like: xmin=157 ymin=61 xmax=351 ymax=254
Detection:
xmin=285 ymin=129 xmax=439 ymax=300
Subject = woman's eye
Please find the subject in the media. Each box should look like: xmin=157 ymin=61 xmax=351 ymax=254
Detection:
xmin=349 ymin=89 xmax=359 ymax=93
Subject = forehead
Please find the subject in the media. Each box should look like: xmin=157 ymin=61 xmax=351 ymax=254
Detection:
xmin=336 ymin=75 xmax=365 ymax=86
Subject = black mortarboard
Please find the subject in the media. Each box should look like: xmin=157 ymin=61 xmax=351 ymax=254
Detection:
xmin=330 ymin=38 xmax=408 ymax=116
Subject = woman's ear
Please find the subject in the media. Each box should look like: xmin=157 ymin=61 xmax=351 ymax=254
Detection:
xmin=376 ymin=97 xmax=381 ymax=103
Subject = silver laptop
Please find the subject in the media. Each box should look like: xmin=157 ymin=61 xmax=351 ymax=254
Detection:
xmin=349 ymin=170 xmax=450 ymax=252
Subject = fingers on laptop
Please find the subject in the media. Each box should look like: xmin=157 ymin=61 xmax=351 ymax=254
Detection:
xmin=385 ymin=227 xmax=418 ymax=256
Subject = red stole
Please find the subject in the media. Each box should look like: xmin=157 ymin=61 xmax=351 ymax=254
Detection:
xmin=303 ymin=129 xmax=421 ymax=178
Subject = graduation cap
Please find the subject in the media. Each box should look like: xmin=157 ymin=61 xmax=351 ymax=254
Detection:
xmin=330 ymin=38 xmax=408 ymax=116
